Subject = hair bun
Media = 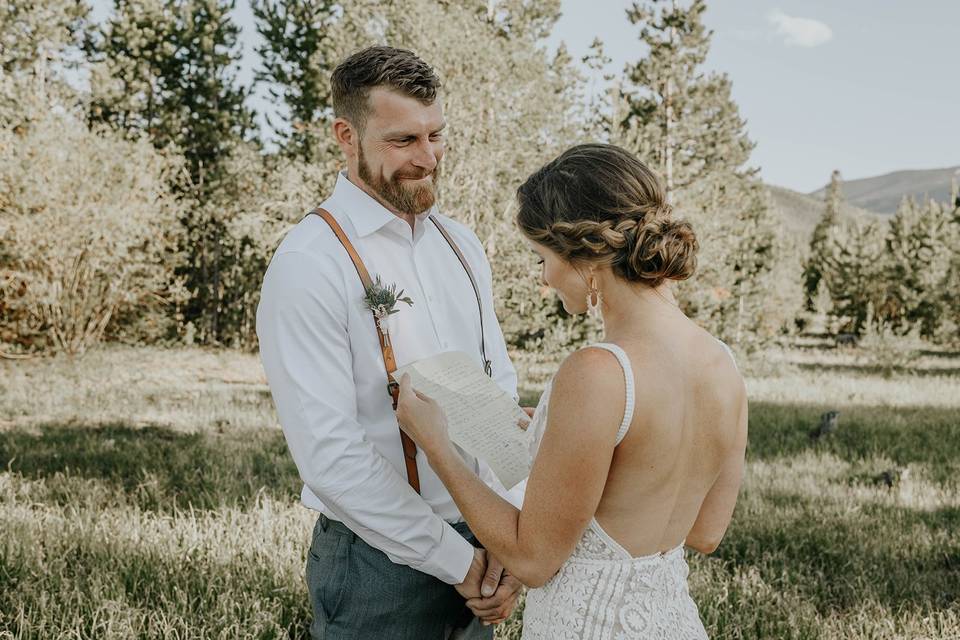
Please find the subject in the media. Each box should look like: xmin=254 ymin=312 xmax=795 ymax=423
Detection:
xmin=624 ymin=215 xmax=698 ymax=286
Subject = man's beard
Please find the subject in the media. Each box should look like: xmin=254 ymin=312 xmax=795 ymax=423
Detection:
xmin=358 ymin=143 xmax=441 ymax=216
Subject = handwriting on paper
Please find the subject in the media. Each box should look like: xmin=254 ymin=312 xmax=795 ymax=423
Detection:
xmin=395 ymin=351 xmax=532 ymax=488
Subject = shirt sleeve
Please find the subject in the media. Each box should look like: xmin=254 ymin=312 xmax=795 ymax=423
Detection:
xmin=256 ymin=249 xmax=475 ymax=585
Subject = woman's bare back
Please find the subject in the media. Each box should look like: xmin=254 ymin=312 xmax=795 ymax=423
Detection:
xmin=592 ymin=321 xmax=747 ymax=557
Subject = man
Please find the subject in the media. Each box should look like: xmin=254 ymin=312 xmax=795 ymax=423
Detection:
xmin=256 ymin=46 xmax=523 ymax=639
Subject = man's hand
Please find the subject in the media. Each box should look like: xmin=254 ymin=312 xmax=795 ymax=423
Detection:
xmin=466 ymin=554 xmax=523 ymax=626
xmin=454 ymin=548 xmax=487 ymax=600
xmin=518 ymin=406 xmax=536 ymax=431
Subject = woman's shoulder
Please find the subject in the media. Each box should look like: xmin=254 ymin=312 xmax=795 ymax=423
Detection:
xmin=688 ymin=332 xmax=746 ymax=405
xmin=549 ymin=346 xmax=628 ymax=412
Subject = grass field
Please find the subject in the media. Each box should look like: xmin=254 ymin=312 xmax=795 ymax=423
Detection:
xmin=1 ymin=344 xmax=958 ymax=639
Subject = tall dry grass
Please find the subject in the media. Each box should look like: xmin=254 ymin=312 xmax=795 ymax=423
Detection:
xmin=1 ymin=344 xmax=958 ymax=639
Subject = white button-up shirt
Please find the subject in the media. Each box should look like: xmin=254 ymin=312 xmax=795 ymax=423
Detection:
xmin=256 ymin=172 xmax=519 ymax=585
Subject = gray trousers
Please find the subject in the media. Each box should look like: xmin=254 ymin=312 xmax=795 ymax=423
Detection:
xmin=306 ymin=514 xmax=494 ymax=640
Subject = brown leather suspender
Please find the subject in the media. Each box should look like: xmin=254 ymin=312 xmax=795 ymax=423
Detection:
xmin=310 ymin=208 xmax=420 ymax=493
xmin=308 ymin=207 xmax=491 ymax=495
xmin=428 ymin=217 xmax=492 ymax=376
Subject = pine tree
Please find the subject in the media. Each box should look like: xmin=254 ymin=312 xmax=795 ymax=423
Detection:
xmin=620 ymin=0 xmax=754 ymax=202
xmin=821 ymin=220 xmax=886 ymax=334
xmin=251 ymin=0 xmax=340 ymax=162
xmin=882 ymin=197 xmax=951 ymax=337
xmin=88 ymin=0 xmax=255 ymax=191
xmin=803 ymin=169 xmax=843 ymax=310
xmin=615 ymin=0 xmax=783 ymax=343
xmin=88 ymin=0 xmax=257 ymax=344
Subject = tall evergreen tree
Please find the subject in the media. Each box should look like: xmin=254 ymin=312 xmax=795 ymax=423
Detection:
xmin=620 ymin=0 xmax=754 ymax=202
xmin=821 ymin=219 xmax=886 ymax=334
xmin=803 ymin=169 xmax=843 ymax=310
xmin=88 ymin=0 xmax=256 ymax=344
xmin=88 ymin=0 xmax=254 ymax=190
xmin=251 ymin=0 xmax=339 ymax=161
xmin=882 ymin=197 xmax=951 ymax=337
xmin=616 ymin=0 xmax=783 ymax=342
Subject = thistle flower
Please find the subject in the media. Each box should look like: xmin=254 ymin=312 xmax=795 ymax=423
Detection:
xmin=363 ymin=275 xmax=413 ymax=321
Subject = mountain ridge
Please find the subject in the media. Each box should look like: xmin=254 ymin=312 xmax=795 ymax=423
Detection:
xmin=807 ymin=165 xmax=959 ymax=215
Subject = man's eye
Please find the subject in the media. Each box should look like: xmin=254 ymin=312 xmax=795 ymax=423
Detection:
xmin=536 ymin=259 xmax=544 ymax=265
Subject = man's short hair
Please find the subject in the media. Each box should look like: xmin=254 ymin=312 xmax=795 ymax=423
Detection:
xmin=330 ymin=46 xmax=441 ymax=133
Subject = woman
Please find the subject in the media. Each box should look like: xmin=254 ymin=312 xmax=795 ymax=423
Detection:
xmin=396 ymin=143 xmax=747 ymax=639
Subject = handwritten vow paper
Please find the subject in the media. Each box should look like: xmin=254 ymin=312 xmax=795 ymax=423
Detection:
xmin=395 ymin=351 xmax=532 ymax=489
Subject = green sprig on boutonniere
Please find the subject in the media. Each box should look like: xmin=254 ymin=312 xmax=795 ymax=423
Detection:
xmin=363 ymin=275 xmax=413 ymax=347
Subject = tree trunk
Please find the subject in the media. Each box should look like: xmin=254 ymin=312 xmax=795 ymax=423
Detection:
xmin=664 ymin=1 xmax=678 ymax=204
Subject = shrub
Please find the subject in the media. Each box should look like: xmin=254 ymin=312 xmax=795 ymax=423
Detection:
xmin=0 ymin=106 xmax=186 ymax=355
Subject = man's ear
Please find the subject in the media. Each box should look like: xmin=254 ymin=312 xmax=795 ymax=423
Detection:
xmin=332 ymin=117 xmax=358 ymax=157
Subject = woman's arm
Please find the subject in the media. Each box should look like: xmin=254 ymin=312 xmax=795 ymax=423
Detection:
xmin=686 ymin=387 xmax=748 ymax=554
xmin=397 ymin=347 xmax=624 ymax=587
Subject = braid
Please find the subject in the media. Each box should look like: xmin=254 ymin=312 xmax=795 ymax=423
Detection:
xmin=549 ymin=218 xmax=641 ymax=255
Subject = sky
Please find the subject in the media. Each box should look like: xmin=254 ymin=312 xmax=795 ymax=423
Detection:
xmin=89 ymin=0 xmax=960 ymax=194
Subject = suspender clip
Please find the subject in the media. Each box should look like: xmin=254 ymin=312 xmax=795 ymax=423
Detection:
xmin=387 ymin=380 xmax=400 ymax=409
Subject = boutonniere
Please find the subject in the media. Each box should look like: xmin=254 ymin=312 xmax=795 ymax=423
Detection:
xmin=363 ymin=275 xmax=413 ymax=347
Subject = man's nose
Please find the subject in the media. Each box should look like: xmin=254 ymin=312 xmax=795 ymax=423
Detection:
xmin=411 ymin=138 xmax=438 ymax=171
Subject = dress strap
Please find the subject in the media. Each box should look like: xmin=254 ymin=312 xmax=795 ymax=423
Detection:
xmin=715 ymin=338 xmax=738 ymax=372
xmin=586 ymin=343 xmax=636 ymax=446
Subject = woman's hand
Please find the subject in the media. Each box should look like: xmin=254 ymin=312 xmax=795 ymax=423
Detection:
xmin=396 ymin=373 xmax=453 ymax=460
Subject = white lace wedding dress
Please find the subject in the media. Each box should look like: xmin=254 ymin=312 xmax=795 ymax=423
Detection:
xmin=520 ymin=343 xmax=709 ymax=640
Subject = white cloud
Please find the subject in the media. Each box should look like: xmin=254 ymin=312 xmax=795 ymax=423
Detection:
xmin=768 ymin=9 xmax=833 ymax=48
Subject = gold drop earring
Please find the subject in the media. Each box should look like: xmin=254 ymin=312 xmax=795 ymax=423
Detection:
xmin=586 ymin=274 xmax=603 ymax=321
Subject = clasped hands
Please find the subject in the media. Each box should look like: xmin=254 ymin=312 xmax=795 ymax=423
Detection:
xmin=455 ymin=547 xmax=522 ymax=626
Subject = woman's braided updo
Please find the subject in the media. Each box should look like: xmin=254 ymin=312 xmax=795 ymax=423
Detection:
xmin=516 ymin=143 xmax=698 ymax=287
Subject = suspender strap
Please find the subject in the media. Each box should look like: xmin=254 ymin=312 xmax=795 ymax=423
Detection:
xmin=309 ymin=208 xmax=420 ymax=495
xmin=428 ymin=216 xmax=492 ymax=377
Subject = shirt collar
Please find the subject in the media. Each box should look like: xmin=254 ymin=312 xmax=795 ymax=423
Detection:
xmin=331 ymin=171 xmax=435 ymax=238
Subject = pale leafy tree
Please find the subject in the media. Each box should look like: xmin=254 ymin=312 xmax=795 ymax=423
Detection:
xmin=0 ymin=0 xmax=87 ymax=125
xmin=0 ymin=78 xmax=185 ymax=356
xmin=207 ymin=141 xmax=332 ymax=348
xmin=674 ymin=173 xmax=787 ymax=343
xmin=941 ymin=201 xmax=960 ymax=345
xmin=369 ymin=0 xmax=591 ymax=352
xmin=1 ymin=0 xmax=86 ymax=73
xmin=1 ymin=0 xmax=183 ymax=356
